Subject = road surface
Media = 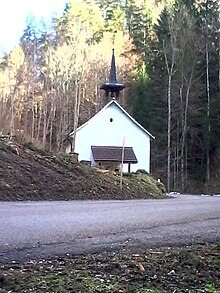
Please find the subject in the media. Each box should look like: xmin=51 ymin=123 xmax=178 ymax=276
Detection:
xmin=0 ymin=194 xmax=220 ymax=262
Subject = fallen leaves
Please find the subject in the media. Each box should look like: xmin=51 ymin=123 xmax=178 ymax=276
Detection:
xmin=137 ymin=262 xmax=145 ymax=273
xmin=0 ymin=243 xmax=219 ymax=292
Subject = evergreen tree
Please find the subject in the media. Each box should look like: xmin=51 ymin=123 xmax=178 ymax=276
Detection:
xmin=95 ymin=0 xmax=121 ymax=27
xmin=125 ymin=0 xmax=152 ymax=58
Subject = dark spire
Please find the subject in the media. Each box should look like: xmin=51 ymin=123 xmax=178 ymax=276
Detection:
xmin=100 ymin=49 xmax=125 ymax=98
xmin=109 ymin=48 xmax=117 ymax=83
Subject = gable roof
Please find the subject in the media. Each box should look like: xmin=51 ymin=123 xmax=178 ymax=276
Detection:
xmin=91 ymin=146 xmax=138 ymax=163
xmin=68 ymin=99 xmax=155 ymax=139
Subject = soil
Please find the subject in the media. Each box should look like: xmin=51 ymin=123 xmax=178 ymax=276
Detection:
xmin=0 ymin=243 xmax=219 ymax=292
xmin=0 ymin=138 xmax=164 ymax=201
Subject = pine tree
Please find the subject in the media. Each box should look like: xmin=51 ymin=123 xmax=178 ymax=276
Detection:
xmin=125 ymin=0 xmax=152 ymax=58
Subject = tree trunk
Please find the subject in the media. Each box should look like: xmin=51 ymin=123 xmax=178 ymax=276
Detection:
xmin=206 ymin=42 xmax=211 ymax=194
xmin=167 ymin=72 xmax=172 ymax=193
xmin=36 ymin=104 xmax=42 ymax=142
xmin=180 ymin=67 xmax=194 ymax=192
xmin=71 ymin=79 xmax=79 ymax=152
xmin=163 ymin=39 xmax=175 ymax=193
xmin=42 ymin=103 xmax=48 ymax=148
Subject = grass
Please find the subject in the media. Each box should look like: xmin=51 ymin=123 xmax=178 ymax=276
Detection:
xmin=122 ymin=173 xmax=165 ymax=197
xmin=0 ymin=243 xmax=219 ymax=292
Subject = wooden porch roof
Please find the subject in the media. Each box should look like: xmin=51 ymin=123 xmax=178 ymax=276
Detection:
xmin=91 ymin=146 xmax=138 ymax=164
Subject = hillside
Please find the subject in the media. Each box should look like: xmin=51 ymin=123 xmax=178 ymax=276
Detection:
xmin=0 ymin=138 xmax=165 ymax=201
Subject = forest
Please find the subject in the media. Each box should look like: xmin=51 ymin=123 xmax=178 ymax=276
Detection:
xmin=0 ymin=0 xmax=220 ymax=194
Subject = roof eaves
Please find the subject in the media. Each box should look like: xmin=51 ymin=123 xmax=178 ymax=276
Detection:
xmin=67 ymin=99 xmax=155 ymax=139
xmin=68 ymin=100 xmax=115 ymax=137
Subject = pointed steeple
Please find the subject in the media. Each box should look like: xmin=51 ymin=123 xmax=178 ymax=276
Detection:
xmin=109 ymin=48 xmax=117 ymax=83
xmin=100 ymin=49 xmax=125 ymax=99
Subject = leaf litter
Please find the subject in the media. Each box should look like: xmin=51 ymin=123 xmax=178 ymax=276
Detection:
xmin=0 ymin=243 xmax=219 ymax=292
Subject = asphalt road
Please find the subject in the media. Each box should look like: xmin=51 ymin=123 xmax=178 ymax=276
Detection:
xmin=0 ymin=194 xmax=220 ymax=262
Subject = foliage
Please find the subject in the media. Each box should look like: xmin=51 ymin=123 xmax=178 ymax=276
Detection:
xmin=205 ymin=283 xmax=218 ymax=293
xmin=51 ymin=153 xmax=73 ymax=167
xmin=24 ymin=141 xmax=40 ymax=152
xmin=23 ymin=141 xmax=48 ymax=156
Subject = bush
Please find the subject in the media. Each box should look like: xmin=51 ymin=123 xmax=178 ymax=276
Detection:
xmin=51 ymin=154 xmax=72 ymax=167
xmin=135 ymin=169 xmax=149 ymax=174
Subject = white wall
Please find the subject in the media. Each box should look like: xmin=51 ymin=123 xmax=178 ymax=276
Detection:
xmin=67 ymin=102 xmax=151 ymax=172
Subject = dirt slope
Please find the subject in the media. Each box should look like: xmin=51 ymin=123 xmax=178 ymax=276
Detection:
xmin=0 ymin=139 xmax=165 ymax=201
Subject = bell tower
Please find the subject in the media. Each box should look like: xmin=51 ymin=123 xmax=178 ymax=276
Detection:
xmin=100 ymin=49 xmax=125 ymax=99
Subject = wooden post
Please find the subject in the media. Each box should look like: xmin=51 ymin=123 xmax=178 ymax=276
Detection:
xmin=120 ymin=137 xmax=125 ymax=190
